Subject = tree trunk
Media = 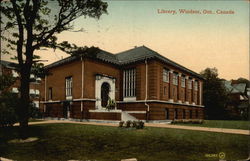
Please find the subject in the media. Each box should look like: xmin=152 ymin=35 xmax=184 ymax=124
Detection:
xmin=18 ymin=66 xmax=31 ymax=139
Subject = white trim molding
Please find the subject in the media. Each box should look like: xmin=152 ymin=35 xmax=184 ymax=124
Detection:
xmin=41 ymin=100 xmax=61 ymax=104
xmin=117 ymin=100 xmax=204 ymax=108
xmin=89 ymin=109 xmax=122 ymax=113
xmin=123 ymin=97 xmax=136 ymax=102
xmin=73 ymin=98 xmax=96 ymax=102
xmin=125 ymin=111 xmax=146 ymax=114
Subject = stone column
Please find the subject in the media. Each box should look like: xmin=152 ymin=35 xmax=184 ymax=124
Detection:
xmin=199 ymin=81 xmax=203 ymax=105
xmin=185 ymin=76 xmax=189 ymax=104
xmin=192 ymin=78 xmax=195 ymax=105
xmin=197 ymin=80 xmax=200 ymax=105
xmin=169 ymin=70 xmax=174 ymax=102
xmin=177 ymin=73 xmax=182 ymax=103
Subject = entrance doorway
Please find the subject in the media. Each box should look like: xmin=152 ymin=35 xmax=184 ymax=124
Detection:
xmin=63 ymin=101 xmax=70 ymax=118
xmin=101 ymin=82 xmax=110 ymax=107
xmin=95 ymin=75 xmax=115 ymax=110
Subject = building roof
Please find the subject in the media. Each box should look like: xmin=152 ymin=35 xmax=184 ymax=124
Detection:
xmin=232 ymin=83 xmax=247 ymax=94
xmin=45 ymin=49 xmax=118 ymax=69
xmin=116 ymin=46 xmax=203 ymax=79
xmin=224 ymin=80 xmax=233 ymax=92
xmin=224 ymin=81 xmax=247 ymax=94
xmin=0 ymin=60 xmax=18 ymax=69
xmin=45 ymin=46 xmax=203 ymax=79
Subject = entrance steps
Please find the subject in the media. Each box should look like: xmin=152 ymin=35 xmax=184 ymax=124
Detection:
xmin=121 ymin=111 xmax=138 ymax=121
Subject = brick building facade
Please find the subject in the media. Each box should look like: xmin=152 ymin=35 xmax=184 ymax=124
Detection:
xmin=40 ymin=46 xmax=204 ymax=121
xmin=0 ymin=60 xmax=42 ymax=108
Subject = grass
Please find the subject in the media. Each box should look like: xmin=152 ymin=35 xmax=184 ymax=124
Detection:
xmin=0 ymin=123 xmax=249 ymax=161
xmin=174 ymin=120 xmax=249 ymax=130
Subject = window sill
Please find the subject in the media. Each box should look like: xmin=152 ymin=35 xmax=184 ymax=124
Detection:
xmin=123 ymin=97 xmax=136 ymax=101
xmin=66 ymin=96 xmax=73 ymax=100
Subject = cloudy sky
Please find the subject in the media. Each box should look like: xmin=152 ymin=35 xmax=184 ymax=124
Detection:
xmin=2 ymin=0 xmax=249 ymax=80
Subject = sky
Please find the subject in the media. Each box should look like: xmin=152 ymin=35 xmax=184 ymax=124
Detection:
xmin=2 ymin=0 xmax=250 ymax=80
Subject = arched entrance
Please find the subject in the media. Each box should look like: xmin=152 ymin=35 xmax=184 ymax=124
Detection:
xmin=101 ymin=82 xmax=110 ymax=107
xmin=95 ymin=75 xmax=115 ymax=110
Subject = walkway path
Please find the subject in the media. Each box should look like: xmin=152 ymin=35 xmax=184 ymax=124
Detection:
xmin=16 ymin=120 xmax=249 ymax=135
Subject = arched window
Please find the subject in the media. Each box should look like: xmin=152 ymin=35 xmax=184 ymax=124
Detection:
xmin=101 ymin=82 xmax=110 ymax=107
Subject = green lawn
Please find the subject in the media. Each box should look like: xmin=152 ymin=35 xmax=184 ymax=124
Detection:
xmin=0 ymin=123 xmax=248 ymax=161
xmin=174 ymin=120 xmax=249 ymax=130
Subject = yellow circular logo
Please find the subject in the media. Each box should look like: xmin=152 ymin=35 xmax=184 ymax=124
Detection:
xmin=219 ymin=152 xmax=226 ymax=159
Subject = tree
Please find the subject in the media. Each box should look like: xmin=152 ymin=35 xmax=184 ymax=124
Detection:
xmin=200 ymin=68 xmax=229 ymax=120
xmin=1 ymin=0 xmax=108 ymax=138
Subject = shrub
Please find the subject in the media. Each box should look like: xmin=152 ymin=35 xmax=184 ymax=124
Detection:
xmin=132 ymin=121 xmax=137 ymax=128
xmin=119 ymin=121 xmax=124 ymax=127
xmin=125 ymin=120 xmax=132 ymax=128
xmin=106 ymin=98 xmax=116 ymax=111
xmin=118 ymin=120 xmax=145 ymax=129
xmin=0 ymin=92 xmax=19 ymax=127
xmin=136 ymin=121 xmax=144 ymax=129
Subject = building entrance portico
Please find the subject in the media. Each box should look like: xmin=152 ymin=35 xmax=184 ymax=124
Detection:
xmin=95 ymin=74 xmax=115 ymax=110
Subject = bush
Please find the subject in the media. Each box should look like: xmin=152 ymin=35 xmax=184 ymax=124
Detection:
xmin=132 ymin=121 xmax=137 ymax=128
xmin=125 ymin=120 xmax=132 ymax=128
xmin=118 ymin=120 xmax=145 ymax=129
xmin=0 ymin=92 xmax=19 ymax=127
xmin=136 ymin=121 xmax=144 ymax=129
xmin=106 ymin=98 xmax=116 ymax=111
xmin=119 ymin=121 xmax=124 ymax=127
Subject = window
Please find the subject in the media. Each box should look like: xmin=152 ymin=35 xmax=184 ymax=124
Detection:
xmin=33 ymin=101 xmax=39 ymax=108
xmin=36 ymin=77 xmax=42 ymax=82
xmin=164 ymin=86 xmax=167 ymax=95
xmin=196 ymin=110 xmax=199 ymax=118
xmin=190 ymin=110 xmax=192 ymax=119
xmin=35 ymin=89 xmax=40 ymax=97
xmin=48 ymin=87 xmax=52 ymax=100
xmin=183 ymin=109 xmax=186 ymax=119
xmin=174 ymin=109 xmax=178 ymax=119
xmin=165 ymin=109 xmax=169 ymax=119
xmin=30 ymin=89 xmax=35 ymax=95
xmin=173 ymin=73 xmax=178 ymax=85
xmin=181 ymin=76 xmax=185 ymax=87
xmin=12 ymin=70 xmax=18 ymax=77
xmin=188 ymin=79 xmax=192 ymax=89
xmin=163 ymin=68 xmax=169 ymax=82
xmin=123 ymin=68 xmax=136 ymax=97
xmin=12 ymin=87 xmax=18 ymax=93
xmin=65 ymin=77 xmax=72 ymax=97
xmin=30 ymin=74 xmax=35 ymax=79
xmin=194 ymin=81 xmax=198 ymax=91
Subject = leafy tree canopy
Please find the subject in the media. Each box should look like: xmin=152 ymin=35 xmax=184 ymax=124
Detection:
xmin=200 ymin=67 xmax=229 ymax=120
xmin=0 ymin=0 xmax=108 ymax=138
